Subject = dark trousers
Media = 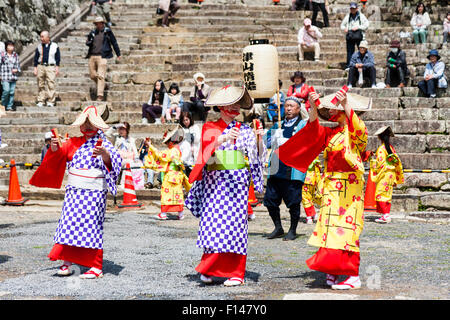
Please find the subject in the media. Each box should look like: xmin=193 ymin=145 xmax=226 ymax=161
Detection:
xmin=346 ymin=38 xmax=361 ymax=68
xmin=162 ymin=2 xmax=180 ymax=26
xmin=312 ymin=2 xmax=329 ymax=27
xmin=418 ymin=79 xmax=438 ymax=97
xmin=142 ymin=103 xmax=162 ymax=122
xmin=263 ymin=177 xmax=303 ymax=221
xmin=347 ymin=66 xmax=376 ymax=87
xmin=183 ymin=100 xmax=209 ymax=121
xmin=385 ymin=67 xmax=406 ymax=87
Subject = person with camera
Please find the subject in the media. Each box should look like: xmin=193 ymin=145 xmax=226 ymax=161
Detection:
xmin=340 ymin=2 xmax=369 ymax=70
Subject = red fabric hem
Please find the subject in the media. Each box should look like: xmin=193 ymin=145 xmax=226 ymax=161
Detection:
xmin=195 ymin=252 xmax=246 ymax=279
xmin=161 ymin=204 xmax=184 ymax=213
xmin=376 ymin=201 xmax=391 ymax=214
xmin=48 ymin=243 xmax=103 ymax=269
xmin=306 ymin=247 xmax=360 ymax=276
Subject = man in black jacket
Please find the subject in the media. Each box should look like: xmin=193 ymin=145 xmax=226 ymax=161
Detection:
xmin=385 ymin=40 xmax=409 ymax=88
xmin=86 ymin=16 xmax=121 ymax=101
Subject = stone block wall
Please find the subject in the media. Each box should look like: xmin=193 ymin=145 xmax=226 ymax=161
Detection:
xmin=0 ymin=0 xmax=84 ymax=53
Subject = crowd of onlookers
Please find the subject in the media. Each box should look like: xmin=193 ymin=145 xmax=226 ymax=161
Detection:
xmin=0 ymin=1 xmax=448 ymax=112
xmin=295 ymin=1 xmax=448 ymax=96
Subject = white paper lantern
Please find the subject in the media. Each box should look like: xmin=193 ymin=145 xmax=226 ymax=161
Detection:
xmin=242 ymin=39 xmax=279 ymax=102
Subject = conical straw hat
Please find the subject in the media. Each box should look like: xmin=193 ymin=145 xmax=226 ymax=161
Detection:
xmin=71 ymin=105 xmax=109 ymax=130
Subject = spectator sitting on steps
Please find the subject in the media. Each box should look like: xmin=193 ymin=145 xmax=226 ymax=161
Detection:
xmin=410 ymin=2 xmax=431 ymax=45
xmin=142 ymin=79 xmax=168 ymax=124
xmin=159 ymin=0 xmax=181 ymax=28
xmin=385 ymin=40 xmax=409 ymax=88
xmin=347 ymin=40 xmax=377 ymax=89
xmin=418 ymin=49 xmax=447 ymax=98
xmin=164 ymin=82 xmax=184 ymax=123
xmin=85 ymin=16 xmax=121 ymax=102
xmin=298 ymin=18 xmax=322 ymax=62
xmin=182 ymin=72 xmax=212 ymax=122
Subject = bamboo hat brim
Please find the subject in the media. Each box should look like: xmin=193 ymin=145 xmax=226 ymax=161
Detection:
xmin=204 ymin=85 xmax=253 ymax=110
xmin=71 ymin=105 xmax=109 ymax=130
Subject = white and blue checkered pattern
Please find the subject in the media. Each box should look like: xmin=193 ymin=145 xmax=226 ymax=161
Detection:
xmin=185 ymin=122 xmax=265 ymax=255
xmin=53 ymin=130 xmax=122 ymax=250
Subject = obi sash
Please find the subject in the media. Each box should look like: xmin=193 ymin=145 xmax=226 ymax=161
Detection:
xmin=206 ymin=150 xmax=246 ymax=171
xmin=326 ymin=150 xmax=356 ymax=173
xmin=67 ymin=167 xmax=107 ymax=191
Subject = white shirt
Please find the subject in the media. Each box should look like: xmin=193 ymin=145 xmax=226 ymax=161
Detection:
xmin=298 ymin=26 xmax=323 ymax=46
xmin=179 ymin=125 xmax=201 ymax=166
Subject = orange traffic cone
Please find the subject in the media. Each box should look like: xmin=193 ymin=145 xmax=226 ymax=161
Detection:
xmin=248 ymin=184 xmax=258 ymax=205
xmin=4 ymin=159 xmax=28 ymax=206
xmin=364 ymin=172 xmax=376 ymax=211
xmin=117 ymin=163 xmax=143 ymax=209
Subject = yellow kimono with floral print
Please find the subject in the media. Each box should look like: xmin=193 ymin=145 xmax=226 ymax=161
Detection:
xmin=369 ymin=144 xmax=404 ymax=203
xmin=302 ymin=157 xmax=323 ymax=209
xmin=308 ymin=111 xmax=367 ymax=253
xmin=144 ymin=145 xmax=191 ymax=209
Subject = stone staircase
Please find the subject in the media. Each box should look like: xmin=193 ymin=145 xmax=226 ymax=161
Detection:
xmin=1 ymin=0 xmax=449 ymax=212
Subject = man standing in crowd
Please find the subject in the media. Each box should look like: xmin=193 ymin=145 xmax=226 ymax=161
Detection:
xmin=33 ymin=31 xmax=60 ymax=108
xmin=311 ymin=0 xmax=329 ymax=28
xmin=86 ymin=16 xmax=121 ymax=101
xmin=340 ymin=2 xmax=369 ymax=69
xmin=92 ymin=0 xmax=115 ymax=27
xmin=263 ymin=97 xmax=308 ymax=241
xmin=298 ymin=18 xmax=323 ymax=62
xmin=347 ymin=40 xmax=377 ymax=88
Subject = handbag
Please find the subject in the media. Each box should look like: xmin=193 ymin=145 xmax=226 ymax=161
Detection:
xmin=346 ymin=29 xmax=363 ymax=41
xmin=156 ymin=8 xmax=163 ymax=14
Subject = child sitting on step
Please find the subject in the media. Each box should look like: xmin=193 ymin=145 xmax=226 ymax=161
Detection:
xmin=164 ymin=83 xmax=184 ymax=123
xmin=144 ymin=125 xmax=191 ymax=220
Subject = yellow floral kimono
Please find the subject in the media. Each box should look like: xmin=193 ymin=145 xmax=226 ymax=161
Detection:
xmin=302 ymin=157 xmax=323 ymax=217
xmin=369 ymin=144 xmax=404 ymax=211
xmin=307 ymin=111 xmax=367 ymax=254
xmin=144 ymin=144 xmax=191 ymax=212
xmin=277 ymin=110 xmax=368 ymax=276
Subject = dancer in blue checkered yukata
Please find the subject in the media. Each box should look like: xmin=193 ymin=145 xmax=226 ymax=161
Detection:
xmin=30 ymin=105 xmax=122 ymax=279
xmin=185 ymin=86 xmax=266 ymax=287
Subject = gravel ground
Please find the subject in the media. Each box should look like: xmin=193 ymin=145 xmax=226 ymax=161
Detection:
xmin=0 ymin=200 xmax=448 ymax=300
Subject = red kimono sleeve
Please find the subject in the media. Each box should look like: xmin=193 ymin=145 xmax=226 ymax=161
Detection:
xmin=29 ymin=137 xmax=85 ymax=189
xmin=188 ymin=119 xmax=228 ymax=183
xmin=276 ymin=118 xmax=328 ymax=172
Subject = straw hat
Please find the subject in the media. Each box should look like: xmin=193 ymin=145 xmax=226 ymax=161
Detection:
xmin=205 ymin=85 xmax=253 ymax=110
xmin=93 ymin=16 xmax=105 ymax=24
xmin=71 ymin=105 xmax=109 ymax=130
xmin=162 ymin=124 xmax=184 ymax=144
xmin=374 ymin=125 xmax=395 ymax=137
xmin=317 ymin=92 xmax=372 ymax=120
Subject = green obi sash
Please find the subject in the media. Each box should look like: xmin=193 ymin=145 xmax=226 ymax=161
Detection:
xmin=206 ymin=150 xmax=246 ymax=171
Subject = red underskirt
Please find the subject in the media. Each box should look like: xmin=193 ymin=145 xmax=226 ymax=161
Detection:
xmin=161 ymin=204 xmax=184 ymax=213
xmin=48 ymin=243 xmax=103 ymax=269
xmin=248 ymin=203 xmax=253 ymax=215
xmin=195 ymin=252 xmax=246 ymax=279
xmin=376 ymin=201 xmax=391 ymax=214
xmin=304 ymin=206 xmax=316 ymax=217
xmin=306 ymin=247 xmax=360 ymax=276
